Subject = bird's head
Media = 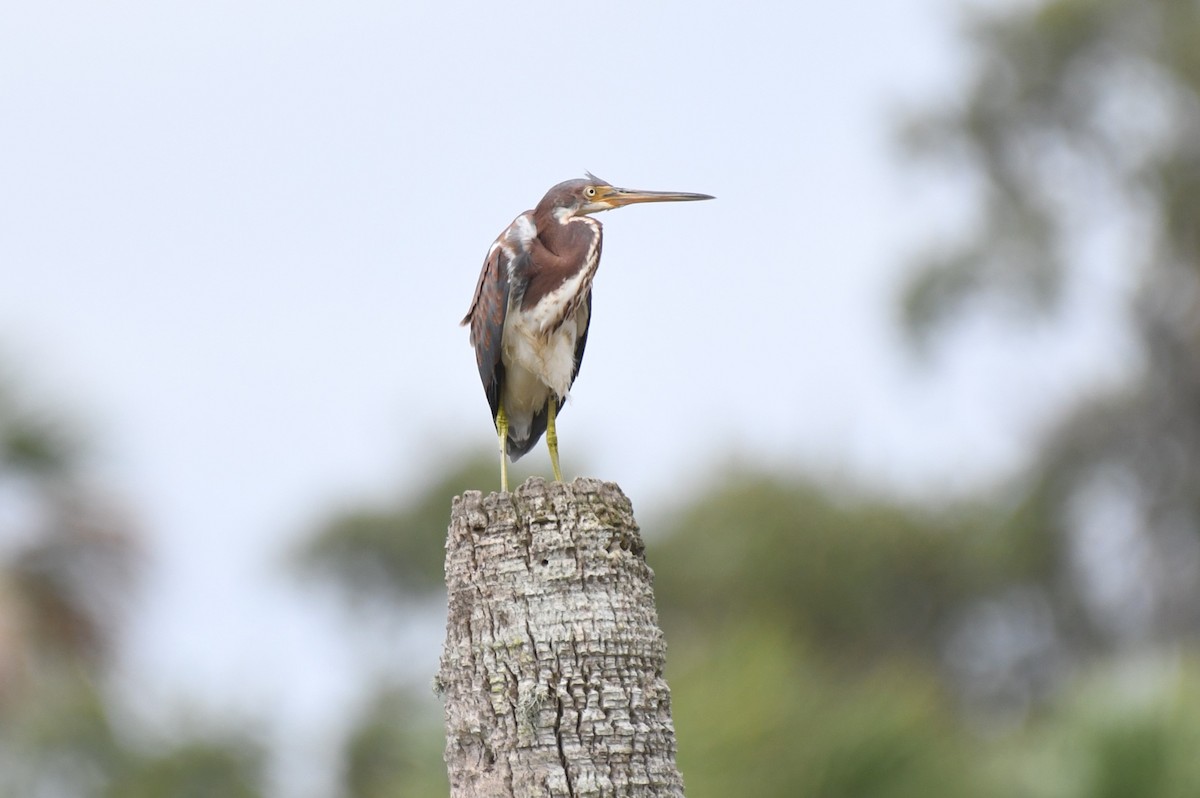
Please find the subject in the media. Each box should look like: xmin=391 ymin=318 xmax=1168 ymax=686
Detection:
xmin=537 ymin=173 xmax=714 ymax=221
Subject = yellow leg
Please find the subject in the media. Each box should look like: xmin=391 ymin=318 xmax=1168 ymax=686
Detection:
xmin=546 ymin=399 xmax=563 ymax=482
xmin=496 ymin=404 xmax=510 ymax=493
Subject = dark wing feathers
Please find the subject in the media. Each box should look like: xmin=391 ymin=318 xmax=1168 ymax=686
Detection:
xmin=572 ymin=291 xmax=592 ymax=387
xmin=461 ymin=243 xmax=512 ymax=423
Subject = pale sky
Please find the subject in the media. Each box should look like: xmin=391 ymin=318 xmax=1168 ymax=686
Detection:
xmin=0 ymin=1 xmax=1132 ymax=794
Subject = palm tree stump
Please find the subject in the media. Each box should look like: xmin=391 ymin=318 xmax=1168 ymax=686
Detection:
xmin=438 ymin=477 xmax=684 ymax=798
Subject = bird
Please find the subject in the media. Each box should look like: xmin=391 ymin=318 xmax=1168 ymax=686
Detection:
xmin=461 ymin=173 xmax=713 ymax=492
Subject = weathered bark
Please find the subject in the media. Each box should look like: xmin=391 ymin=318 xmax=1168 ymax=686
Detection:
xmin=438 ymin=477 xmax=684 ymax=798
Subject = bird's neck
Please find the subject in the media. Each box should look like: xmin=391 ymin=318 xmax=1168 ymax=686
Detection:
xmin=538 ymin=214 xmax=599 ymax=258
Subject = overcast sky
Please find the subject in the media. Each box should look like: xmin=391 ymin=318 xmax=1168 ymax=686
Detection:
xmin=0 ymin=1 xmax=1132 ymax=794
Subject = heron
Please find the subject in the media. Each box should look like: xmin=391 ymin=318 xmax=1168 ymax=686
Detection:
xmin=461 ymin=173 xmax=713 ymax=492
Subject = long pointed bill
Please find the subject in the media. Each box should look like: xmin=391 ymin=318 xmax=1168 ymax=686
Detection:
xmin=600 ymin=186 xmax=715 ymax=207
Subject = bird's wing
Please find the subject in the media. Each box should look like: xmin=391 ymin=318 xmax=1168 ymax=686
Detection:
xmin=461 ymin=241 xmax=512 ymax=422
xmin=569 ymin=290 xmax=592 ymax=401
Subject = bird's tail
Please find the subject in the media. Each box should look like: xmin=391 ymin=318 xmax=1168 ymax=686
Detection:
xmin=505 ymin=401 xmax=558 ymax=462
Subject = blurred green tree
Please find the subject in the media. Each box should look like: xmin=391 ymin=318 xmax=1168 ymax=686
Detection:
xmin=649 ymin=473 xmax=1017 ymax=797
xmin=0 ymin=366 xmax=264 ymax=798
xmin=652 ymin=474 xmax=1056 ymax=660
xmin=900 ymin=0 xmax=1200 ymax=655
xmin=340 ymin=688 xmax=450 ymax=798
xmin=292 ymin=460 xmax=501 ymax=797
xmin=294 ymin=458 xmax=500 ymax=600
xmin=650 ymin=466 xmax=1200 ymax=797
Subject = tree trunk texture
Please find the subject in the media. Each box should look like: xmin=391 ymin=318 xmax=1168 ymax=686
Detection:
xmin=438 ymin=477 xmax=684 ymax=798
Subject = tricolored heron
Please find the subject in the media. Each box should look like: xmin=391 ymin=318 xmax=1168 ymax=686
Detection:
xmin=461 ymin=173 xmax=713 ymax=492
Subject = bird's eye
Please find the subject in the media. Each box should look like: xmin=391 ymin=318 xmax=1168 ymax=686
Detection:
xmin=584 ymin=186 xmax=597 ymax=198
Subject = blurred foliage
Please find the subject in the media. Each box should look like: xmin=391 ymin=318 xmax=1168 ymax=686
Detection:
xmin=0 ymin=367 xmax=264 ymax=797
xmin=900 ymin=0 xmax=1200 ymax=338
xmin=0 ymin=369 xmax=135 ymax=686
xmin=105 ymin=742 xmax=263 ymax=798
xmin=654 ymin=473 xmax=1011 ymax=797
xmin=987 ymin=657 xmax=1200 ymax=798
xmin=341 ymin=689 xmax=446 ymax=798
xmin=652 ymin=474 xmax=1061 ymax=660
xmin=0 ymin=371 xmax=79 ymax=479
xmin=294 ymin=458 xmax=499 ymax=599
xmin=670 ymin=623 xmax=991 ymax=798
xmin=1 ymin=674 xmax=262 ymax=798
xmin=652 ymin=466 xmax=1200 ymax=797
xmin=900 ymin=0 xmax=1200 ymax=653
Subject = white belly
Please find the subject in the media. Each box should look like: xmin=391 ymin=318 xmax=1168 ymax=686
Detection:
xmin=500 ymin=303 xmax=587 ymax=443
